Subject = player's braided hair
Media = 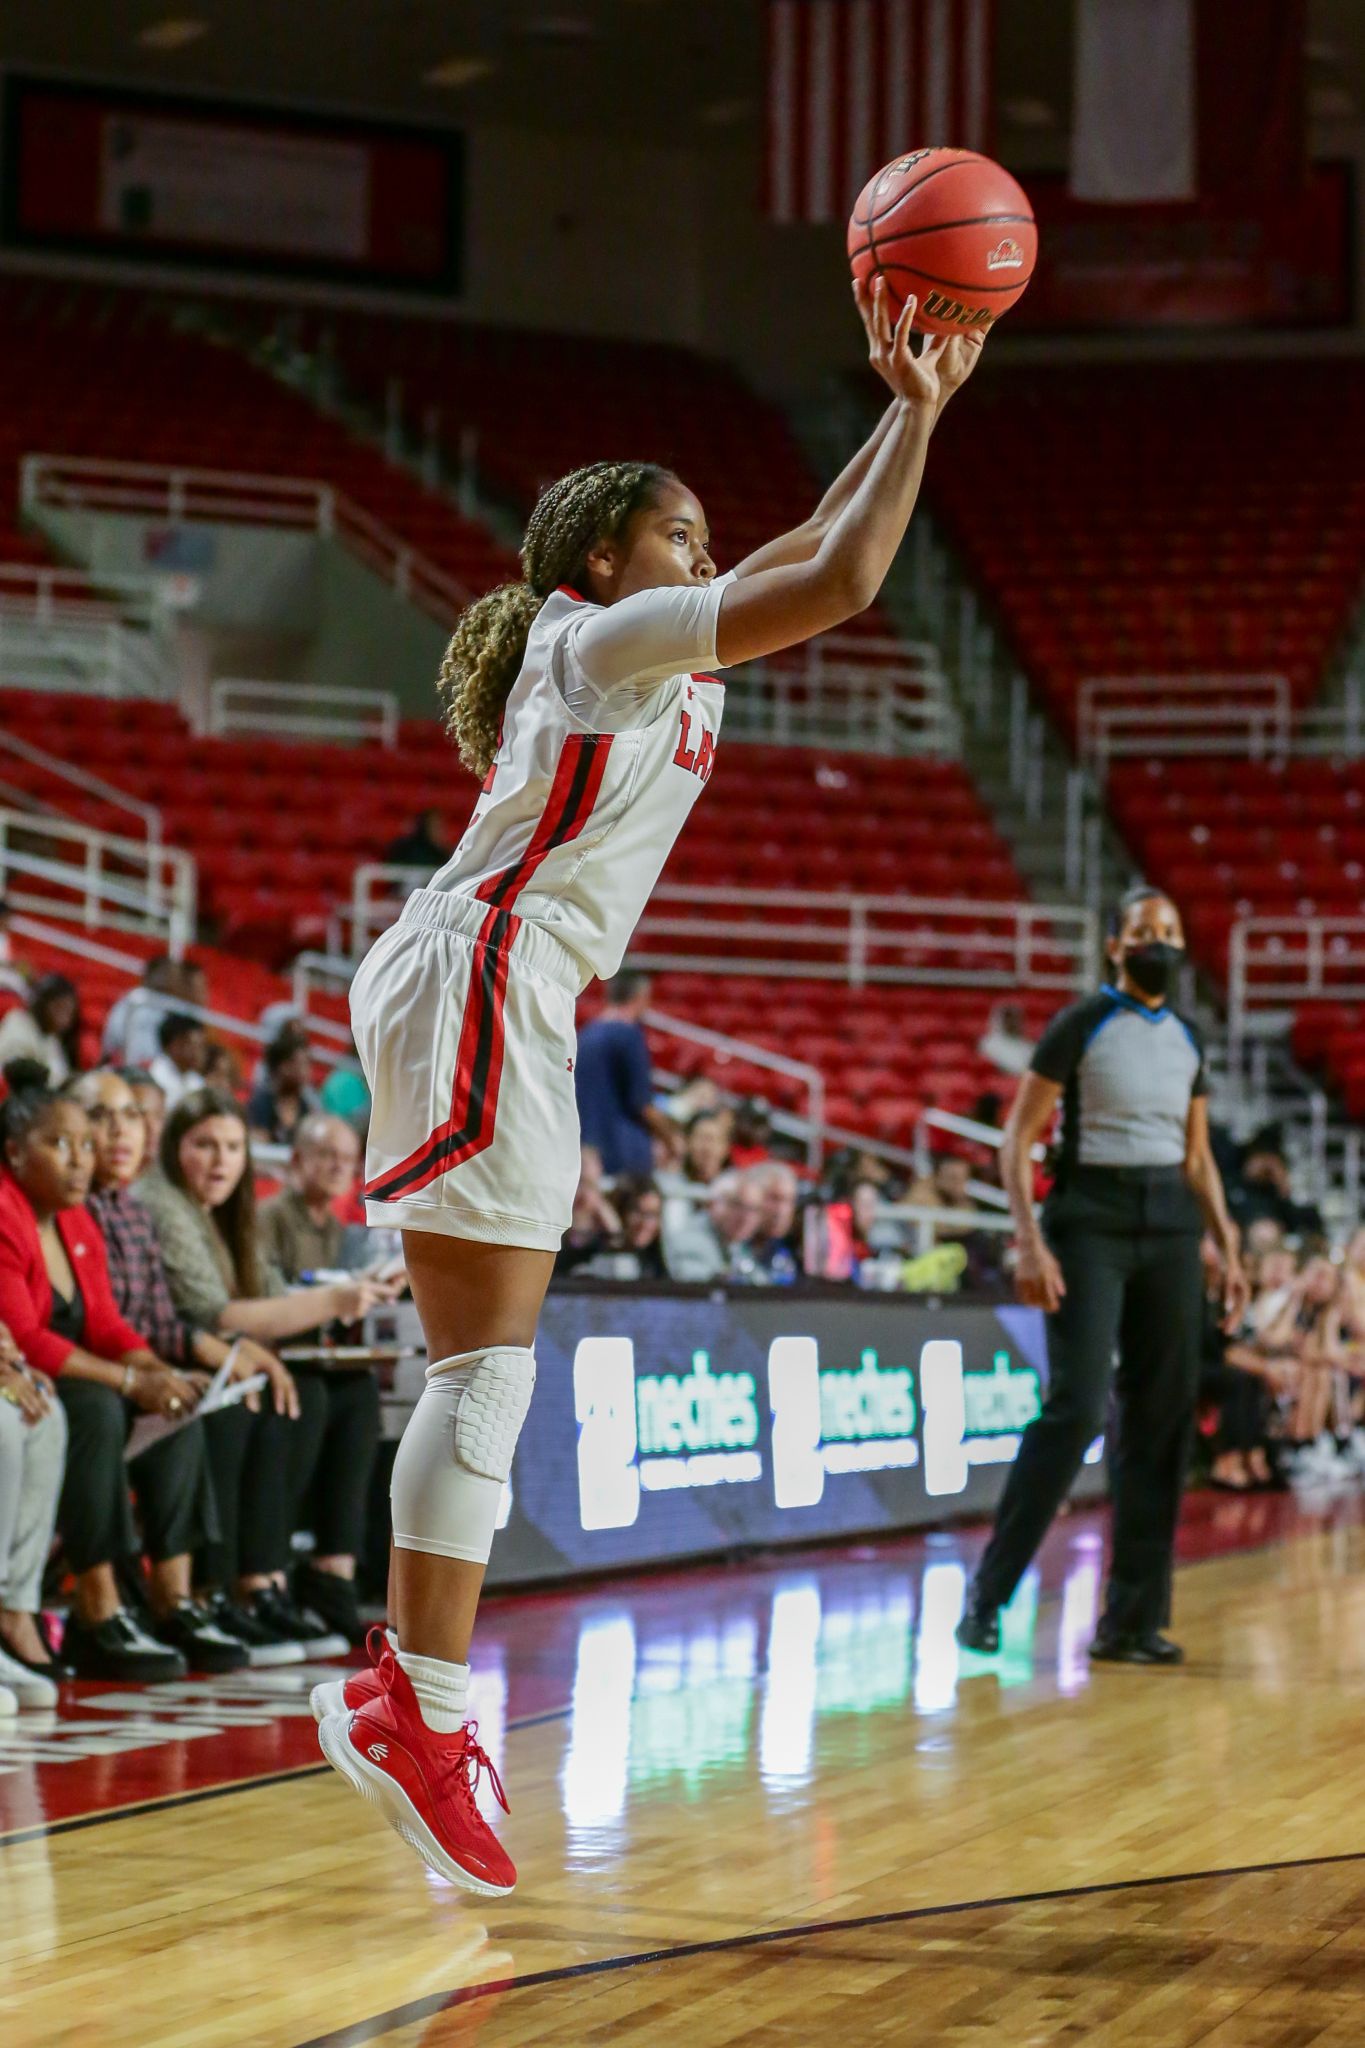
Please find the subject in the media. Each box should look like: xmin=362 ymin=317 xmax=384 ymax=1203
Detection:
xmin=436 ymin=460 xmax=675 ymax=776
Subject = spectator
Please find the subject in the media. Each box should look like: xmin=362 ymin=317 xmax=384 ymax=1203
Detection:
xmin=149 ymin=1012 xmax=208 ymax=1110
xmin=0 ymin=1315 xmax=67 ymax=1707
xmin=580 ymin=1175 xmax=667 ymax=1281
xmin=749 ymin=1161 xmax=802 ymax=1281
xmin=256 ymin=1110 xmax=380 ymax=1642
xmin=1199 ymin=1238 xmax=1281 ymax=1492
xmin=1229 ymin=1128 xmax=1325 ymax=1239
xmin=729 ymin=1099 xmax=774 ymax=1169
xmin=0 ymin=897 xmax=27 ymax=999
xmin=138 ymin=1089 xmax=394 ymax=1645
xmin=978 ymin=1000 xmax=1034 ymax=1077
xmin=247 ymin=1026 xmax=321 ymax=1146
xmin=0 ymin=1073 xmax=243 ymax=1680
xmin=0 ymin=974 xmax=80 ymax=1085
xmin=383 ymin=807 xmax=451 ymax=873
xmin=102 ymin=955 xmax=178 ymax=1068
xmin=574 ymin=971 xmax=678 ymax=1175
xmin=663 ymin=1168 xmax=764 ymax=1283
xmin=118 ymin=1066 xmax=168 ymax=1166
xmin=319 ymin=1035 xmax=371 ymax=1130
xmin=1258 ymin=1255 xmax=1349 ymax=1480
xmin=931 ymin=1154 xmax=975 ymax=1211
xmin=259 ymin=1113 xmax=364 ymax=1282
xmin=70 ymin=1067 xmax=308 ymax=1664
xmin=554 ymin=1156 xmax=621 ymax=1275
xmin=202 ymin=1042 xmax=244 ymax=1096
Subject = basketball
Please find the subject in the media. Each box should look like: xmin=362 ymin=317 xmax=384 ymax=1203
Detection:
xmin=847 ymin=147 xmax=1036 ymax=337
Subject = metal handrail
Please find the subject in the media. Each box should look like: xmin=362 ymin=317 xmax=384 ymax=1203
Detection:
xmin=0 ymin=728 xmax=162 ymax=841
xmin=0 ymin=807 xmax=194 ymax=952
xmin=643 ymin=1006 xmax=825 ymax=1167
xmin=206 ymin=678 xmax=399 ymax=749
xmin=22 ymin=452 xmax=471 ymax=626
xmin=1078 ymin=675 xmax=1291 ymax=781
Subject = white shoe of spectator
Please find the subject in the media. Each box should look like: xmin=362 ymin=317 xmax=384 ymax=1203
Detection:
xmin=0 ymin=1682 xmax=16 ymax=1716
xmin=0 ymin=1641 xmax=59 ymax=1709
xmin=1290 ymin=1433 xmax=1355 ymax=1486
xmin=1346 ymin=1427 xmax=1365 ymax=1476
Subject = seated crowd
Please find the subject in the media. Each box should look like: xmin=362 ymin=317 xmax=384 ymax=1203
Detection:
xmin=0 ymin=1040 xmax=398 ymax=1708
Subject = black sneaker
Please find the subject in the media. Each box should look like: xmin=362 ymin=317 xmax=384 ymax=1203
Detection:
xmin=203 ymin=1590 xmax=306 ymax=1669
xmin=250 ymin=1586 xmax=348 ymax=1662
xmin=955 ymin=1596 xmax=1001 ymax=1655
xmin=65 ymin=1609 xmax=188 ymax=1683
xmin=293 ymin=1562 xmax=364 ymax=1645
xmin=1090 ymin=1630 xmax=1185 ymax=1666
xmin=153 ymin=1601 xmax=251 ymax=1674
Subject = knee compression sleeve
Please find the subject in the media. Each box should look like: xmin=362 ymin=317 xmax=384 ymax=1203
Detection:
xmin=390 ymin=1347 xmax=536 ymax=1565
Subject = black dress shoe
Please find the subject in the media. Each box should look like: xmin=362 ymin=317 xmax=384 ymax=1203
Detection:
xmin=955 ymin=1598 xmax=1001 ymax=1654
xmin=153 ymin=1600 xmax=251 ymax=1674
xmin=65 ymin=1609 xmax=188 ymax=1683
xmin=293 ymin=1561 xmax=364 ymax=1645
xmin=1089 ymin=1630 xmax=1185 ymax=1666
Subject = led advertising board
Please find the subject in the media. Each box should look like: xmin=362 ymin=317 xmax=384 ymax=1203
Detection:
xmin=482 ymin=1293 xmax=1104 ymax=1588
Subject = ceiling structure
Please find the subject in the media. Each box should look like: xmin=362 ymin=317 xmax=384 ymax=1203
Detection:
xmin=0 ymin=1 xmax=1360 ymax=158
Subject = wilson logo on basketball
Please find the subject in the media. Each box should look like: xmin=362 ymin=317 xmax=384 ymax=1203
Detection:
xmin=986 ymin=237 xmax=1025 ymax=272
xmin=367 ymin=1743 xmax=390 ymax=1761
xmin=882 ymin=149 xmax=933 ymax=186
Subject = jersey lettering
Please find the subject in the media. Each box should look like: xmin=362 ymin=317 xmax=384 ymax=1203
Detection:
xmin=673 ymin=709 xmax=698 ymax=772
xmin=674 ymin=707 xmax=716 ymax=783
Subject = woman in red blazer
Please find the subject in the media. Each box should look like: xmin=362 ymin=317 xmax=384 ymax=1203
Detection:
xmin=0 ymin=1072 xmax=248 ymax=1682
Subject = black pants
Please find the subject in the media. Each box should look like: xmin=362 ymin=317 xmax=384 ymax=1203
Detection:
xmin=200 ymin=1394 xmax=318 ymax=1583
xmin=974 ymin=1221 xmax=1204 ymax=1636
xmin=288 ymin=1368 xmax=380 ymax=1559
xmin=56 ymin=1378 xmax=214 ymax=1574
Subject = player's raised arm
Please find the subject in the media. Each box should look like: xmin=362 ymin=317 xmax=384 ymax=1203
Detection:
xmin=714 ymin=283 xmax=983 ymax=669
xmin=729 ymin=277 xmax=972 ymax=582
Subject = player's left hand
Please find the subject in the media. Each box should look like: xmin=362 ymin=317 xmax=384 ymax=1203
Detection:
xmin=1221 ymin=1253 xmax=1252 ymax=1333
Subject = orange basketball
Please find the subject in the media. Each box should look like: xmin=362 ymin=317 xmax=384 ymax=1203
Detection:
xmin=847 ymin=147 xmax=1036 ymax=338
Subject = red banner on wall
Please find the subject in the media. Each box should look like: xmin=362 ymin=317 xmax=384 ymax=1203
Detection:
xmin=1013 ymin=164 xmax=1351 ymax=332
xmin=1 ymin=77 xmax=463 ymax=293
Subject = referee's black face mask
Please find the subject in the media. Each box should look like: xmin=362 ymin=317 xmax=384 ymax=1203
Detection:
xmin=1121 ymin=941 xmax=1183 ymax=999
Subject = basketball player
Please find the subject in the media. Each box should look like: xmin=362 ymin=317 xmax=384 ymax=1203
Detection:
xmin=316 ymin=281 xmax=984 ymax=1894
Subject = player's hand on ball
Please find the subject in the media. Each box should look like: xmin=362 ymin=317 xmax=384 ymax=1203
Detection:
xmin=930 ymin=327 xmax=986 ymax=407
xmin=1014 ymin=1239 xmax=1067 ymax=1314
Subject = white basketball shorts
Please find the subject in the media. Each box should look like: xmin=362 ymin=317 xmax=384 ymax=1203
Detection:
xmin=349 ymin=887 xmax=584 ymax=1251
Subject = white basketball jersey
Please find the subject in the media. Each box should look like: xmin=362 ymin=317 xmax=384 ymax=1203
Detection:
xmin=425 ymin=575 xmax=731 ymax=984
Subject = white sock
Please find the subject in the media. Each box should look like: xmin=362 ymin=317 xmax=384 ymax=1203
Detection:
xmin=397 ymin=1647 xmax=469 ymax=1734
xmin=386 ymin=1627 xmax=398 ymax=1651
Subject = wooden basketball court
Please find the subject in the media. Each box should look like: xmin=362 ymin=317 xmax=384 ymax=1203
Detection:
xmin=6 ymin=1493 xmax=1365 ymax=2047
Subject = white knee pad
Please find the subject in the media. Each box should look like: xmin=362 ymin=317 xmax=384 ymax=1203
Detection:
xmin=391 ymin=1347 xmax=536 ymax=1565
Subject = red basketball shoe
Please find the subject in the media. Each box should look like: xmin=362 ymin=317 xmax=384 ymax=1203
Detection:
xmin=310 ymin=1626 xmax=388 ymax=1724
xmin=318 ymin=1642 xmax=514 ymax=1896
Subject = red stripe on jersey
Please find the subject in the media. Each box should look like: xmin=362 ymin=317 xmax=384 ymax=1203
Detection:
xmin=476 ymin=732 xmax=613 ymax=911
xmin=690 ymin=672 xmax=726 ymax=689
xmin=363 ymin=905 xmax=518 ymax=1203
xmin=557 ymin=584 xmax=587 ymax=602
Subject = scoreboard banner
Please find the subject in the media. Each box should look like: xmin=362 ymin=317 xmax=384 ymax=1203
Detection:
xmin=1 ymin=75 xmax=463 ymax=292
xmin=1013 ymin=163 xmax=1351 ymax=332
xmin=481 ymin=1290 xmax=1105 ymax=1587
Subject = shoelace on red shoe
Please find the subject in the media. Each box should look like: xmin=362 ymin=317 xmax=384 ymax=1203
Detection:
xmin=369 ymin=1645 xmax=507 ymax=1811
xmin=433 ymin=1720 xmax=509 ymax=1818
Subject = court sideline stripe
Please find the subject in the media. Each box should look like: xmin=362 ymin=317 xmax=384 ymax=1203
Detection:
xmin=0 ymin=1705 xmax=571 ymax=1848
xmin=287 ymin=1844 xmax=1365 ymax=2048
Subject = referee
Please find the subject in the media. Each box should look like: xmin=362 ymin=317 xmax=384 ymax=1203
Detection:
xmin=957 ymin=884 xmax=1248 ymax=1665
